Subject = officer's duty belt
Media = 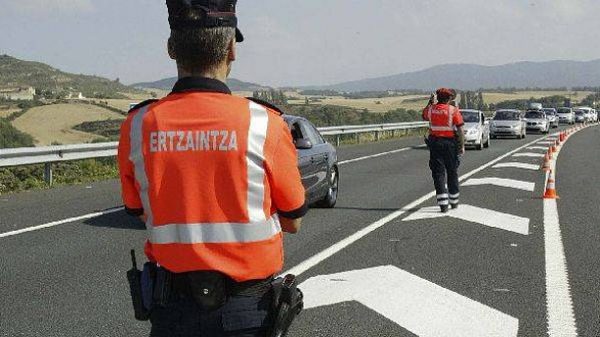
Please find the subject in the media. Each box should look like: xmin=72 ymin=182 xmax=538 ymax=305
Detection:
xmin=171 ymin=271 xmax=274 ymax=298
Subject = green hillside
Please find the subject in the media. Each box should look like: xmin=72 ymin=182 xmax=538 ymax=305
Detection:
xmin=0 ymin=55 xmax=142 ymax=99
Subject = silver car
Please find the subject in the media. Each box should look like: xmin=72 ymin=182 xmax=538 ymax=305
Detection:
xmin=490 ymin=109 xmax=527 ymax=139
xmin=461 ymin=109 xmax=490 ymax=150
xmin=542 ymin=108 xmax=559 ymax=128
xmin=574 ymin=109 xmax=586 ymax=123
xmin=557 ymin=107 xmax=575 ymax=125
xmin=525 ymin=110 xmax=550 ymax=133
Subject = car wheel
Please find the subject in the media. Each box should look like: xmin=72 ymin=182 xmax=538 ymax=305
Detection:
xmin=476 ymin=137 xmax=483 ymax=151
xmin=315 ymin=166 xmax=339 ymax=208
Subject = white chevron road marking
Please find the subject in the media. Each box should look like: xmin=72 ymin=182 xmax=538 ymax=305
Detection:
xmin=463 ymin=177 xmax=535 ymax=191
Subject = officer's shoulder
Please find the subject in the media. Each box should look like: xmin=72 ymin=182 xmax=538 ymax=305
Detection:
xmin=128 ymin=99 xmax=159 ymax=114
xmin=245 ymin=97 xmax=284 ymax=117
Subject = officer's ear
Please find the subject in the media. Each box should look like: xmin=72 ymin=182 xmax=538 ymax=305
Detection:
xmin=227 ymin=37 xmax=236 ymax=63
xmin=167 ymin=37 xmax=176 ymax=60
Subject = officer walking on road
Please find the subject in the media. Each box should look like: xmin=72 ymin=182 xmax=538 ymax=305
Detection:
xmin=118 ymin=1 xmax=308 ymax=336
xmin=423 ymin=88 xmax=465 ymax=213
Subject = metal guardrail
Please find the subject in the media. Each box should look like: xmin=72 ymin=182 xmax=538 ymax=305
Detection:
xmin=0 ymin=122 xmax=428 ymax=185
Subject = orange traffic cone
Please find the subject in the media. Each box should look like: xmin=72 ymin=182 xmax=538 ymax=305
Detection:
xmin=543 ymin=171 xmax=559 ymax=199
xmin=541 ymin=153 xmax=551 ymax=171
xmin=548 ymin=146 xmax=554 ymax=156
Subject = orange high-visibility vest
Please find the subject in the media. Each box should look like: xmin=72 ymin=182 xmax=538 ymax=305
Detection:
xmin=423 ymin=103 xmax=464 ymax=138
xmin=118 ymin=77 xmax=307 ymax=282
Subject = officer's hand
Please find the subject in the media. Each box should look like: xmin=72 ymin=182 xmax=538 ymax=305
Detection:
xmin=428 ymin=94 xmax=435 ymax=105
xmin=459 ymin=147 xmax=465 ymax=155
xmin=281 ymin=217 xmax=302 ymax=234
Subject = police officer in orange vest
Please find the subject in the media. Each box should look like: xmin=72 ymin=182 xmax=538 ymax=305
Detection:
xmin=118 ymin=1 xmax=307 ymax=336
xmin=423 ymin=88 xmax=465 ymax=213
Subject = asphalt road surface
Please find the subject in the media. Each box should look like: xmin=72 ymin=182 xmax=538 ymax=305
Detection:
xmin=1 ymin=124 xmax=598 ymax=337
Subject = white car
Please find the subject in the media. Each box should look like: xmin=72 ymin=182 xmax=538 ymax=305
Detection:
xmin=557 ymin=107 xmax=575 ymax=124
xmin=490 ymin=109 xmax=527 ymax=139
xmin=576 ymin=107 xmax=594 ymax=122
xmin=542 ymin=108 xmax=559 ymax=128
xmin=461 ymin=109 xmax=490 ymax=150
xmin=525 ymin=110 xmax=550 ymax=133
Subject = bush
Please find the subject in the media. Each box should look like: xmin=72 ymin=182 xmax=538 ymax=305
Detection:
xmin=0 ymin=118 xmax=35 ymax=148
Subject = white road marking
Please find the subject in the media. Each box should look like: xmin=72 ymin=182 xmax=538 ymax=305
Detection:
xmin=301 ymin=266 xmax=519 ymax=337
xmin=402 ymin=205 xmax=530 ymax=235
xmin=513 ymin=152 xmax=546 ymax=158
xmin=492 ymin=162 xmax=539 ymax=170
xmin=527 ymin=146 xmax=550 ymax=151
xmin=544 ymin=199 xmax=577 ymax=336
xmin=543 ymin=137 xmax=578 ymax=336
xmin=0 ymin=207 xmax=124 ymax=239
xmin=338 ymin=145 xmax=424 ymax=165
xmin=283 ymin=135 xmax=547 ymax=276
xmin=463 ymin=177 xmax=535 ymax=191
xmin=538 ymin=141 xmax=556 ymax=145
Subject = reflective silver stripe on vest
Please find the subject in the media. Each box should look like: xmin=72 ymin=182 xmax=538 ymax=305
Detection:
xmin=151 ymin=216 xmax=281 ymax=244
xmin=247 ymin=102 xmax=268 ymax=222
xmin=129 ymin=106 xmax=154 ymax=230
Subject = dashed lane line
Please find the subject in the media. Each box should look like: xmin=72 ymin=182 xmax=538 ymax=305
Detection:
xmin=0 ymin=207 xmax=124 ymax=239
xmin=492 ymin=162 xmax=539 ymax=170
xmin=527 ymin=146 xmax=550 ymax=151
xmin=338 ymin=145 xmax=425 ymax=165
xmin=284 ymin=135 xmax=548 ymax=277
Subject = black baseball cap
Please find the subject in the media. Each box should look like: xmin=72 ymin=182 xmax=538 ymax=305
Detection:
xmin=166 ymin=0 xmax=244 ymax=42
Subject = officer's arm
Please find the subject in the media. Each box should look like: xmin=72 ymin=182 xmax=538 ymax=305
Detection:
xmin=117 ymin=117 xmax=145 ymax=219
xmin=280 ymin=217 xmax=302 ymax=234
xmin=456 ymin=126 xmax=466 ymax=151
xmin=453 ymin=108 xmax=466 ymax=153
xmin=267 ymin=120 xmax=309 ymax=234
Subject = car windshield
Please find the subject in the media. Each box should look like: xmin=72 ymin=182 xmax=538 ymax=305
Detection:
xmin=462 ymin=111 xmax=480 ymax=123
xmin=575 ymin=110 xmax=584 ymax=115
xmin=525 ymin=111 xmax=544 ymax=119
xmin=494 ymin=111 xmax=520 ymax=120
xmin=557 ymin=108 xmax=571 ymax=113
xmin=543 ymin=110 xmax=556 ymax=115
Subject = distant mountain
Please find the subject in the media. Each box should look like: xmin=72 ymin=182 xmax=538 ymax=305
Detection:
xmin=323 ymin=59 xmax=600 ymax=92
xmin=0 ymin=55 xmax=141 ymax=99
xmin=133 ymin=77 xmax=269 ymax=92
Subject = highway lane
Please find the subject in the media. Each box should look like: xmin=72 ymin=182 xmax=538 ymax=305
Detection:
xmin=557 ymin=126 xmax=600 ymax=337
xmin=0 ymin=125 xmax=589 ymax=337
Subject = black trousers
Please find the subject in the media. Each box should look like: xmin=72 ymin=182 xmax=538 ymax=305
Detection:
xmin=428 ymin=137 xmax=460 ymax=207
xmin=149 ymin=292 xmax=273 ymax=337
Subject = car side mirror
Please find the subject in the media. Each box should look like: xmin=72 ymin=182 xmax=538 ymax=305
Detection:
xmin=295 ymin=139 xmax=313 ymax=150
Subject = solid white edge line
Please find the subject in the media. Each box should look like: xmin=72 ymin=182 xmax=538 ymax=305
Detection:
xmin=283 ymin=134 xmax=549 ymax=277
xmin=544 ymin=128 xmax=580 ymax=336
xmin=0 ymin=207 xmax=124 ymax=239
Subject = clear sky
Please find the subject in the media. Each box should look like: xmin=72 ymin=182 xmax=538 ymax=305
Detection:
xmin=1 ymin=0 xmax=599 ymax=87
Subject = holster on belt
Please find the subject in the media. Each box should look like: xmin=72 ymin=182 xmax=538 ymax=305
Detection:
xmin=268 ymin=274 xmax=304 ymax=337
